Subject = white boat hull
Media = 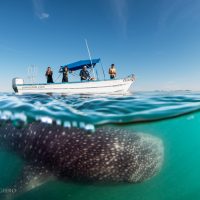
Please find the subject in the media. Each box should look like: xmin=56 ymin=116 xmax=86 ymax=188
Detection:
xmin=13 ymin=77 xmax=134 ymax=95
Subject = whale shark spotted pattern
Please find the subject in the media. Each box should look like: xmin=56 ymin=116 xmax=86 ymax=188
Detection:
xmin=0 ymin=122 xmax=164 ymax=194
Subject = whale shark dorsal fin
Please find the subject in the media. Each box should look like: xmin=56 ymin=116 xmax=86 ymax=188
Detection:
xmin=2 ymin=164 xmax=55 ymax=199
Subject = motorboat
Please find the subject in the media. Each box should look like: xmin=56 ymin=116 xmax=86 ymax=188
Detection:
xmin=12 ymin=58 xmax=135 ymax=94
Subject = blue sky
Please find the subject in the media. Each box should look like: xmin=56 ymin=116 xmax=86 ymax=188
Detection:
xmin=1 ymin=0 xmax=200 ymax=92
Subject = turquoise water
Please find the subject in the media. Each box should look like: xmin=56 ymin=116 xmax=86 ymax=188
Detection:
xmin=0 ymin=91 xmax=200 ymax=200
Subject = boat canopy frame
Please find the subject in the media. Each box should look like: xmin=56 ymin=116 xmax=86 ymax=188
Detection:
xmin=61 ymin=58 xmax=101 ymax=71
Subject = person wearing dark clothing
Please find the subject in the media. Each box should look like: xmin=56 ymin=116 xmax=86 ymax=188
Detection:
xmin=45 ymin=67 xmax=54 ymax=83
xmin=79 ymin=66 xmax=90 ymax=81
xmin=59 ymin=66 xmax=69 ymax=82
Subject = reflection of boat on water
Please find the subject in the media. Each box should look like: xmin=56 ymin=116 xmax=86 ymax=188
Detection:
xmin=12 ymin=58 xmax=135 ymax=94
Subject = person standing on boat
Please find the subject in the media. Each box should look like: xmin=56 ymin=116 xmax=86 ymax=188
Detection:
xmin=80 ymin=66 xmax=90 ymax=81
xmin=109 ymin=64 xmax=117 ymax=79
xmin=45 ymin=67 xmax=54 ymax=83
xmin=59 ymin=66 xmax=69 ymax=82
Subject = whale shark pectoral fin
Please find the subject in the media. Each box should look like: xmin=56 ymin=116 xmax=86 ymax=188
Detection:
xmin=2 ymin=164 xmax=54 ymax=199
xmin=17 ymin=164 xmax=54 ymax=192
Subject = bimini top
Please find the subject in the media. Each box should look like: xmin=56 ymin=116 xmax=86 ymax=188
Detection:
xmin=61 ymin=58 xmax=100 ymax=71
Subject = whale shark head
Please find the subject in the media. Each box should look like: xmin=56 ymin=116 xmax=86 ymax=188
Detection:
xmin=53 ymin=127 xmax=164 ymax=183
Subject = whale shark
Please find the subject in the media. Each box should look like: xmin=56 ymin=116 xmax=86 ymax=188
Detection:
xmin=0 ymin=121 xmax=164 ymax=197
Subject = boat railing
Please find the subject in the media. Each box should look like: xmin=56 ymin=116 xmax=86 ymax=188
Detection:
xmin=123 ymin=74 xmax=135 ymax=82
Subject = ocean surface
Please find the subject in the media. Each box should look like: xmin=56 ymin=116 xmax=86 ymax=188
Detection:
xmin=0 ymin=91 xmax=200 ymax=200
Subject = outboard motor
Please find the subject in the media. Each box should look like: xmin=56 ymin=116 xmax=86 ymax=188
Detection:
xmin=12 ymin=78 xmax=24 ymax=93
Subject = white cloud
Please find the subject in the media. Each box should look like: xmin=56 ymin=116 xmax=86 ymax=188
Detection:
xmin=38 ymin=12 xmax=49 ymax=19
xmin=32 ymin=0 xmax=50 ymax=20
xmin=158 ymin=0 xmax=200 ymax=30
xmin=110 ymin=0 xmax=129 ymax=37
xmin=158 ymin=0 xmax=182 ymax=29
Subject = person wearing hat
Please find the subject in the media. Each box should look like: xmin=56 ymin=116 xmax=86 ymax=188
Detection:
xmin=80 ymin=66 xmax=91 ymax=81
xmin=109 ymin=64 xmax=117 ymax=79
